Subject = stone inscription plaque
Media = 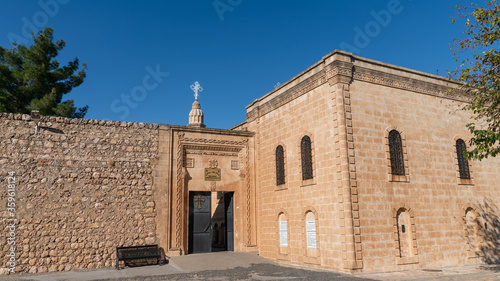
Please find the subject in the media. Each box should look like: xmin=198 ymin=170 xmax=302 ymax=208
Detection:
xmin=306 ymin=220 xmax=317 ymax=249
xmin=280 ymin=221 xmax=288 ymax=247
xmin=204 ymin=168 xmax=221 ymax=181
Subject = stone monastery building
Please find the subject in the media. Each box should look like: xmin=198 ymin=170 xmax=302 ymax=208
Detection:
xmin=1 ymin=50 xmax=500 ymax=274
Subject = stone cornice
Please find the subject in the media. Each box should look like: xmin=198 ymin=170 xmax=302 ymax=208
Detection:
xmin=246 ymin=53 xmax=465 ymax=122
xmin=325 ymin=60 xmax=353 ymax=79
xmin=185 ymin=145 xmax=242 ymax=153
xmin=246 ymin=70 xmax=327 ymax=121
xmin=353 ymin=66 xmax=460 ymax=100
xmin=163 ymin=124 xmax=255 ymax=137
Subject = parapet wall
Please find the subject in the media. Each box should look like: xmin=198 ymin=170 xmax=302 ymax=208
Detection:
xmin=0 ymin=113 xmax=159 ymax=274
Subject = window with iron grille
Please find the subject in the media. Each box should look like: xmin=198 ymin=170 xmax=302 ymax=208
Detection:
xmin=456 ymin=139 xmax=471 ymax=179
xmin=389 ymin=130 xmax=405 ymax=176
xmin=301 ymin=136 xmax=313 ymax=180
xmin=276 ymin=145 xmax=285 ymax=185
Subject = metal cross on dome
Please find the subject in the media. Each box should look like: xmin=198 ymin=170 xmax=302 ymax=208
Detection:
xmin=190 ymin=81 xmax=203 ymax=100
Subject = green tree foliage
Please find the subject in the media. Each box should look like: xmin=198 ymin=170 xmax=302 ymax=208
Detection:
xmin=450 ymin=0 xmax=500 ymax=160
xmin=0 ymin=27 xmax=88 ymax=118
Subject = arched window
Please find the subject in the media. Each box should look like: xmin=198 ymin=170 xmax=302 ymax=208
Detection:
xmin=389 ymin=130 xmax=405 ymax=176
xmin=301 ymin=136 xmax=313 ymax=180
xmin=276 ymin=145 xmax=285 ymax=185
xmin=456 ymin=139 xmax=471 ymax=180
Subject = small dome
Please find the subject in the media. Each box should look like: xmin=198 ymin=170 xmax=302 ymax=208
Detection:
xmin=188 ymin=100 xmax=205 ymax=128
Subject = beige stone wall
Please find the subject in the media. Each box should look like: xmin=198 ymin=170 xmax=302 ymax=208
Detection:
xmin=245 ymin=50 xmax=500 ymax=273
xmin=0 ymin=113 xmax=159 ymax=274
xmin=350 ymin=80 xmax=500 ymax=272
xmin=246 ymin=81 xmax=346 ymax=270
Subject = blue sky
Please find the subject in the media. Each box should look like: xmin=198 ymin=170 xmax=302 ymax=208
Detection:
xmin=0 ymin=0 xmax=468 ymax=129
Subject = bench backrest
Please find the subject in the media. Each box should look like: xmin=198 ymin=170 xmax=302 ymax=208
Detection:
xmin=116 ymin=245 xmax=159 ymax=259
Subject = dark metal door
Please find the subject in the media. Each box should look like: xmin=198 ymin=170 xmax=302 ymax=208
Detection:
xmin=225 ymin=192 xmax=234 ymax=251
xmin=189 ymin=192 xmax=212 ymax=253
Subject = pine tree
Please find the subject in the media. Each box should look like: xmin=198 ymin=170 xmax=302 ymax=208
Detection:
xmin=0 ymin=27 xmax=88 ymax=118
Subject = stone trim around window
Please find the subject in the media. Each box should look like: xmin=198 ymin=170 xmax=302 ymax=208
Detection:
xmin=274 ymin=142 xmax=288 ymax=191
xmin=385 ymin=126 xmax=410 ymax=182
xmin=461 ymin=205 xmax=482 ymax=259
xmin=453 ymin=136 xmax=474 ymax=185
xmin=392 ymin=203 xmax=419 ymax=265
xmin=299 ymin=133 xmax=317 ymax=187
xmin=276 ymin=210 xmax=289 ymax=257
xmin=302 ymin=207 xmax=320 ymax=264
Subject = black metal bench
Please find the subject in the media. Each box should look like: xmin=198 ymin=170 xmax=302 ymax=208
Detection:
xmin=116 ymin=244 xmax=162 ymax=270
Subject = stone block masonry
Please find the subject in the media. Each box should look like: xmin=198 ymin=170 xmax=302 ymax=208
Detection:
xmin=0 ymin=113 xmax=159 ymax=274
xmin=245 ymin=50 xmax=500 ymax=273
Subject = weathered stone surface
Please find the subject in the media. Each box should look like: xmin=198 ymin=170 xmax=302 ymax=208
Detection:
xmin=0 ymin=115 xmax=159 ymax=274
xmin=244 ymin=50 xmax=500 ymax=273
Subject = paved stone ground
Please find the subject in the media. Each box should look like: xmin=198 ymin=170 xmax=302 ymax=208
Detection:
xmin=358 ymin=264 xmax=500 ymax=280
xmin=0 ymin=252 xmax=371 ymax=281
xmin=96 ymin=263 xmax=372 ymax=281
xmin=2 ymin=252 xmax=500 ymax=281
